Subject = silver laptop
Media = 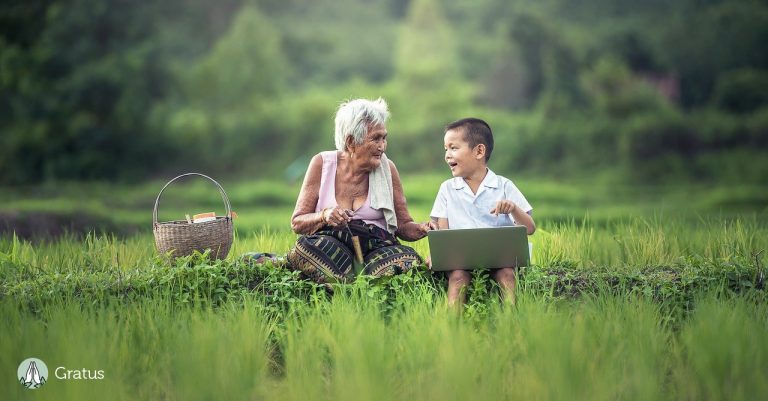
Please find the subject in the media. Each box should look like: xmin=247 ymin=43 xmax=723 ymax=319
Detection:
xmin=427 ymin=226 xmax=530 ymax=271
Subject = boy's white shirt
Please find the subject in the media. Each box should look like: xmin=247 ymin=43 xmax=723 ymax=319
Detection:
xmin=430 ymin=168 xmax=532 ymax=229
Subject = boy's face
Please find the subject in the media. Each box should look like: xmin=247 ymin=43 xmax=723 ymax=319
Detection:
xmin=443 ymin=128 xmax=485 ymax=178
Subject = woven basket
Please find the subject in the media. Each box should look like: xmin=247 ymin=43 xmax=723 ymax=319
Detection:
xmin=153 ymin=173 xmax=234 ymax=260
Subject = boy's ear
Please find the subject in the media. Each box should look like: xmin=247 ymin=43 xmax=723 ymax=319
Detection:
xmin=474 ymin=143 xmax=486 ymax=160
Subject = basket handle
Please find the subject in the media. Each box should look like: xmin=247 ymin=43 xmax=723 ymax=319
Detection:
xmin=153 ymin=173 xmax=233 ymax=225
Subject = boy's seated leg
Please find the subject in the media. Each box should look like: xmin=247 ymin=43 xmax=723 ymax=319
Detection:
xmin=447 ymin=269 xmax=471 ymax=311
xmin=492 ymin=267 xmax=517 ymax=306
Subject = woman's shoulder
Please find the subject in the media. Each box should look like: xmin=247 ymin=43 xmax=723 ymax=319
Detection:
xmin=308 ymin=153 xmax=323 ymax=166
xmin=308 ymin=151 xmax=339 ymax=166
xmin=306 ymin=153 xmax=329 ymax=173
xmin=317 ymin=150 xmax=339 ymax=161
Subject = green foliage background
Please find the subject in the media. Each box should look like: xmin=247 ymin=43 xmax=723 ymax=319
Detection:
xmin=3 ymin=2 xmax=767 ymax=398
xmin=3 ymin=0 xmax=767 ymax=185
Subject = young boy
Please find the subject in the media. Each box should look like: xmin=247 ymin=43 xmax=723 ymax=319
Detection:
xmin=429 ymin=118 xmax=535 ymax=308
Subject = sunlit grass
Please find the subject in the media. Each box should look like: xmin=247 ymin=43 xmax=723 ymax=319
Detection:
xmin=2 ymin=177 xmax=767 ymax=400
xmin=2 ymin=175 xmax=766 ymax=237
xmin=530 ymin=216 xmax=767 ymax=268
xmin=3 ymin=216 xmax=764 ymax=273
xmin=2 ymin=293 xmax=765 ymax=401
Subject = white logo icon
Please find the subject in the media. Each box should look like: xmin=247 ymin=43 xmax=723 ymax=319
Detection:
xmin=18 ymin=358 xmax=48 ymax=389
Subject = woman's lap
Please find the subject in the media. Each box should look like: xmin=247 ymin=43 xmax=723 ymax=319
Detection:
xmin=363 ymin=244 xmax=421 ymax=276
xmin=287 ymin=222 xmax=421 ymax=284
xmin=287 ymin=233 xmax=355 ymax=283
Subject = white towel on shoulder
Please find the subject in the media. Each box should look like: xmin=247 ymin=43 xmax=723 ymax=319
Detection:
xmin=369 ymin=153 xmax=398 ymax=234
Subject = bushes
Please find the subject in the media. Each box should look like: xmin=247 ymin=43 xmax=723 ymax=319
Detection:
xmin=487 ymin=104 xmax=768 ymax=184
xmin=711 ymin=68 xmax=768 ymax=113
xmin=617 ymin=111 xmax=695 ymax=181
xmin=2 ymin=252 xmax=763 ymax=317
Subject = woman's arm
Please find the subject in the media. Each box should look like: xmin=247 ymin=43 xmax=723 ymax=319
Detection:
xmin=290 ymin=155 xmax=327 ymax=235
xmin=390 ymin=160 xmax=434 ymax=241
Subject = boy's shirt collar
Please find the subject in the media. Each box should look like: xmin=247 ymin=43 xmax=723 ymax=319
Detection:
xmin=451 ymin=168 xmax=499 ymax=194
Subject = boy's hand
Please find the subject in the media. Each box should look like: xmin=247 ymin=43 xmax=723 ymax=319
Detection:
xmin=417 ymin=220 xmax=438 ymax=234
xmin=490 ymin=200 xmax=517 ymax=216
xmin=424 ymin=255 xmax=432 ymax=270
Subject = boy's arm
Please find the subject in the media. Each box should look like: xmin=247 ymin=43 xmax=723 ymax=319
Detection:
xmin=512 ymin=206 xmax=535 ymax=235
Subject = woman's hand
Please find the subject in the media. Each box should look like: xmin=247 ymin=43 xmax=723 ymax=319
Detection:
xmin=321 ymin=207 xmax=354 ymax=227
xmin=410 ymin=220 xmax=437 ymax=240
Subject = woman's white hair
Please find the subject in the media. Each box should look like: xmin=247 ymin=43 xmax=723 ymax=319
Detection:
xmin=334 ymin=98 xmax=390 ymax=151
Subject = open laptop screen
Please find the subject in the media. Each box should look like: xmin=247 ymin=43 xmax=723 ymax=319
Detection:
xmin=427 ymin=226 xmax=530 ymax=271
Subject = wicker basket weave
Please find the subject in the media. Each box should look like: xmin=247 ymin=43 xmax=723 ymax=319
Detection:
xmin=153 ymin=173 xmax=234 ymax=260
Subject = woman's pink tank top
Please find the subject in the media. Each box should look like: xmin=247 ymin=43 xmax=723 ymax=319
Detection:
xmin=316 ymin=151 xmax=387 ymax=231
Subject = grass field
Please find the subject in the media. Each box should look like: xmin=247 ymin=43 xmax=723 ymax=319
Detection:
xmin=2 ymin=173 xmax=766 ymax=236
xmin=3 ymin=291 xmax=766 ymax=401
xmin=1 ymin=175 xmax=767 ymax=400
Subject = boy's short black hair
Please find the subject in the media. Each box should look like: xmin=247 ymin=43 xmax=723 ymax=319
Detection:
xmin=445 ymin=117 xmax=494 ymax=162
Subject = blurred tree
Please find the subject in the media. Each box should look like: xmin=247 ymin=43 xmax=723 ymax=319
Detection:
xmin=1 ymin=0 xmax=172 ymax=183
xmin=581 ymin=57 xmax=670 ymax=118
xmin=504 ymin=10 xmax=583 ymax=111
xmin=0 ymin=0 xmax=243 ymax=184
xmin=442 ymin=0 xmax=514 ymax=81
xmin=593 ymin=29 xmax=661 ymax=73
xmin=383 ymin=0 xmax=475 ymax=170
xmin=618 ymin=110 xmax=698 ymax=181
xmin=711 ymin=68 xmax=768 ymax=114
xmin=163 ymin=4 xmax=289 ymax=173
xmin=2 ymin=0 xmax=767 ymax=184
xmin=185 ymin=5 xmax=285 ymax=107
xmin=661 ymin=0 xmax=768 ymax=107
xmin=389 ymin=0 xmax=473 ymax=129
xmin=394 ymin=0 xmax=460 ymax=87
xmin=258 ymin=0 xmax=398 ymax=85
xmin=0 ymin=0 xmax=54 ymax=48
xmin=478 ymin=40 xmax=530 ymax=109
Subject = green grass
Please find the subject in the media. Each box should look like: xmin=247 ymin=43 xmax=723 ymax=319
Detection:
xmin=1 ymin=176 xmax=767 ymax=400
xmin=3 ymin=215 xmax=765 ymax=274
xmin=2 ymin=291 xmax=766 ymax=401
xmin=2 ymin=174 xmax=766 ymax=237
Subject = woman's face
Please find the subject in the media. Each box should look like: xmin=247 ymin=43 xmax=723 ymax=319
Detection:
xmin=350 ymin=123 xmax=388 ymax=170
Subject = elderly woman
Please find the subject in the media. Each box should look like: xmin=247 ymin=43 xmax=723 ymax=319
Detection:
xmin=287 ymin=98 xmax=435 ymax=285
